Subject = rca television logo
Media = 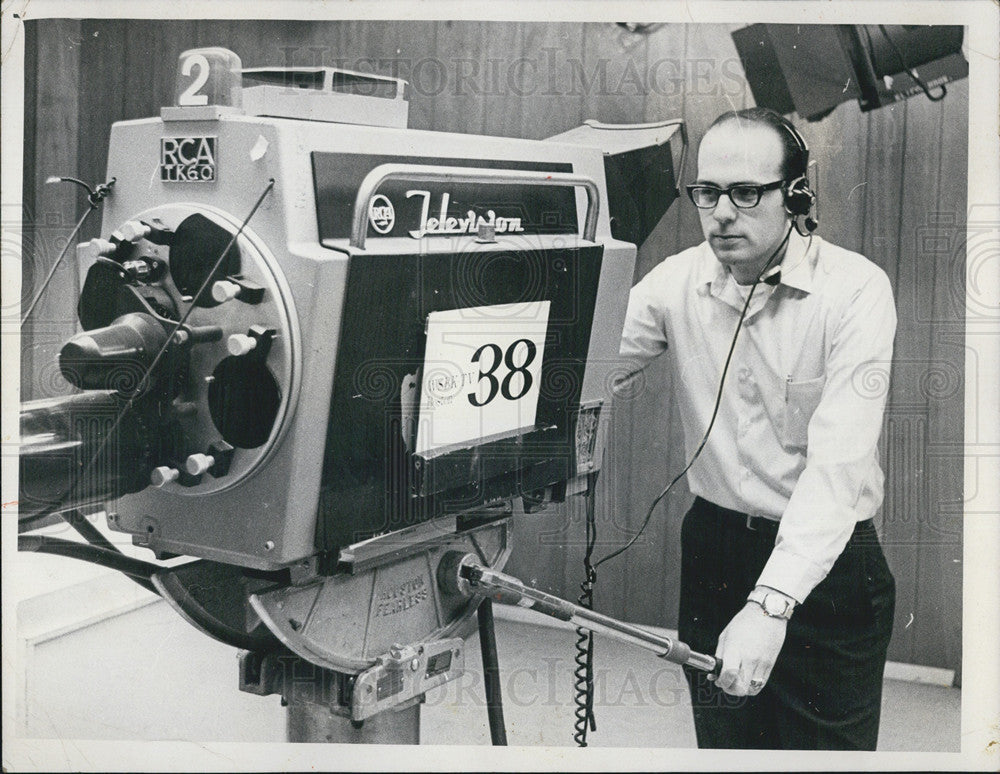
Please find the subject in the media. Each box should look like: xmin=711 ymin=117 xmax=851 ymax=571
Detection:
xmin=160 ymin=136 xmax=217 ymax=183
xmin=368 ymin=194 xmax=396 ymax=234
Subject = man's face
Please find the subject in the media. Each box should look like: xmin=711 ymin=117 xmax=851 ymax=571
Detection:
xmin=694 ymin=121 xmax=792 ymax=280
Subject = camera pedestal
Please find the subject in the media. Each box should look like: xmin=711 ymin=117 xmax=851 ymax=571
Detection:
xmin=241 ymin=650 xmax=423 ymax=744
xmin=287 ymin=700 xmax=420 ymax=744
xmin=284 ymin=671 xmax=421 ymax=745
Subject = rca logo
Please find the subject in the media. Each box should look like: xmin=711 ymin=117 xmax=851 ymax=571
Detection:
xmin=160 ymin=136 xmax=217 ymax=183
xmin=368 ymin=194 xmax=396 ymax=234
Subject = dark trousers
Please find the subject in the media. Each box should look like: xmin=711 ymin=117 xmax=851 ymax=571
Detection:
xmin=678 ymin=497 xmax=896 ymax=750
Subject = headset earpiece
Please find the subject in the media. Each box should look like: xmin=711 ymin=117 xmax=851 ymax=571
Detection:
xmin=783 ymin=175 xmax=815 ymax=218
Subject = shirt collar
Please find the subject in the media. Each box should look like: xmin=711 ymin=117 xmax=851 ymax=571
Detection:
xmin=696 ymin=230 xmax=816 ymax=295
xmin=777 ymin=231 xmax=815 ymax=293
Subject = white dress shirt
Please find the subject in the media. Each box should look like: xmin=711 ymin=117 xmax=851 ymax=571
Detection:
xmin=619 ymin=231 xmax=896 ymax=603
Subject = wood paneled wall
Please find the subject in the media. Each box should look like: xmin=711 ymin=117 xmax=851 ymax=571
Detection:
xmin=20 ymin=19 xmax=966 ymax=673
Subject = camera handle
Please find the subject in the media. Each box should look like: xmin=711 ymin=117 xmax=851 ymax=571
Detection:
xmin=441 ymin=552 xmax=721 ymax=676
xmin=350 ymin=163 xmax=601 ymax=249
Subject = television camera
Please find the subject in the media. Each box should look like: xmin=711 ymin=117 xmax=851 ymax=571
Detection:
xmin=17 ymin=46 xmax=716 ymax=744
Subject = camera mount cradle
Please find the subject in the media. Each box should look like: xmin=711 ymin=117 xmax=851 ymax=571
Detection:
xmin=147 ymin=510 xmax=512 ymax=729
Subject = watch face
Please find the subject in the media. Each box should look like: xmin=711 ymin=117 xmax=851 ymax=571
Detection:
xmin=763 ymin=595 xmax=786 ymax=616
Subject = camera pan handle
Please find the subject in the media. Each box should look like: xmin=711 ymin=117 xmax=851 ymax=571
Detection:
xmin=351 ymin=163 xmax=601 ymax=249
xmin=445 ymin=556 xmax=722 ymax=676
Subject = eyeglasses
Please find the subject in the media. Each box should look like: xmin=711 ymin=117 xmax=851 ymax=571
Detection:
xmin=685 ymin=180 xmax=786 ymax=209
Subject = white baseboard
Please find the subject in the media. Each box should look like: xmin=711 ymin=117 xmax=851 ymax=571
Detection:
xmin=881 ymin=660 xmax=956 ymax=687
xmin=492 ymin=603 xmax=957 ymax=688
xmin=14 ymin=570 xmax=162 ymax=738
xmin=17 ymin=571 xmax=161 ymax=647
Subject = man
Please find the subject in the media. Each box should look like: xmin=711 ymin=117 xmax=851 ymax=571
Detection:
xmin=619 ymin=107 xmax=896 ymax=750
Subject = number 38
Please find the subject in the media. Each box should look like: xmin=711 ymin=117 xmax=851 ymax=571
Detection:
xmin=468 ymin=339 xmax=537 ymax=407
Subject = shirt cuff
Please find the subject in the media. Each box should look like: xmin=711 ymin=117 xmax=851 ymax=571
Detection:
xmin=755 ymin=545 xmax=829 ymax=604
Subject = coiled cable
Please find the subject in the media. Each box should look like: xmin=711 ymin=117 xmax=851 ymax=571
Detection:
xmin=573 ymin=471 xmax=599 ymax=746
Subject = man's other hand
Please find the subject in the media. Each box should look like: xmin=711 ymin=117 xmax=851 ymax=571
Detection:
xmin=713 ymin=604 xmax=788 ymax=696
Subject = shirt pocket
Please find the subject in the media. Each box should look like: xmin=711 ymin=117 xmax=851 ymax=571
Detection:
xmin=783 ymin=374 xmax=826 ymax=449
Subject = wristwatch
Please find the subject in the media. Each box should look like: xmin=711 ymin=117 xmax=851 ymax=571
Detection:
xmin=747 ymin=587 xmax=796 ymax=620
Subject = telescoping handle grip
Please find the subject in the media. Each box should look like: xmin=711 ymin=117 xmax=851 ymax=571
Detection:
xmin=445 ymin=554 xmax=720 ymax=676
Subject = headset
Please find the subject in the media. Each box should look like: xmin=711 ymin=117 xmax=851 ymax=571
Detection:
xmin=775 ymin=116 xmax=819 ymax=235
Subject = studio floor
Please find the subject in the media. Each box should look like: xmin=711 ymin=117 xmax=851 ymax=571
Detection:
xmin=421 ymin=614 xmax=961 ymax=751
xmin=14 ymin=574 xmax=961 ymax=754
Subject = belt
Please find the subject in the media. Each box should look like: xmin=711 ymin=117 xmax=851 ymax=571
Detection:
xmin=744 ymin=513 xmax=780 ymax=532
xmin=695 ymin=497 xmax=874 ymax=537
xmin=693 ymin=496 xmax=780 ymax=533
